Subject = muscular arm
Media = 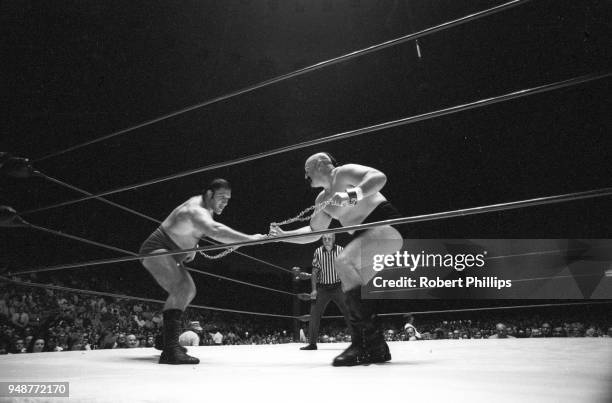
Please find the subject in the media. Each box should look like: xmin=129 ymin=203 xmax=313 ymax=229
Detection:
xmin=337 ymin=164 xmax=387 ymax=199
xmin=191 ymin=208 xmax=258 ymax=244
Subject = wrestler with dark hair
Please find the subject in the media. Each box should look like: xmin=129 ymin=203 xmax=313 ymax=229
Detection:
xmin=140 ymin=178 xmax=265 ymax=365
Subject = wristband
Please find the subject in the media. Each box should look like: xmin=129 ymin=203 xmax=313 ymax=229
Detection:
xmin=346 ymin=187 xmax=363 ymax=205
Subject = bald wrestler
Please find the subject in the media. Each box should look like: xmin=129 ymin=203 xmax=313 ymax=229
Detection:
xmin=140 ymin=178 xmax=265 ymax=364
xmin=269 ymin=153 xmax=404 ymax=366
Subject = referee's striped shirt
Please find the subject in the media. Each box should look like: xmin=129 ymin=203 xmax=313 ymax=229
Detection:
xmin=312 ymin=244 xmax=343 ymax=285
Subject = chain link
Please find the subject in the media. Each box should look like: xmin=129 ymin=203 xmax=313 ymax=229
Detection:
xmin=197 ymin=198 xmax=353 ymax=260
xmin=197 ymin=246 xmax=235 ymax=260
xmin=270 ymin=198 xmax=355 ymax=227
xmin=270 ymin=199 xmax=332 ymax=226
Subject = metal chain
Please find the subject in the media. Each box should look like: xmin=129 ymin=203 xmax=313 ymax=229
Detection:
xmin=197 ymin=198 xmax=353 ymax=260
xmin=270 ymin=198 xmax=356 ymax=227
xmin=270 ymin=199 xmax=334 ymax=226
xmin=197 ymin=244 xmax=235 ymax=260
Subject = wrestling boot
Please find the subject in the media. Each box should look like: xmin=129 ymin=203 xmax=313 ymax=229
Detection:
xmin=300 ymin=344 xmax=318 ymax=350
xmin=154 ymin=333 xmax=187 ymax=353
xmin=158 ymin=309 xmax=200 ymax=365
xmin=332 ymin=288 xmax=391 ymax=366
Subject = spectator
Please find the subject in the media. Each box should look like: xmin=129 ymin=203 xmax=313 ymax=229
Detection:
xmin=179 ymin=321 xmax=203 ymax=347
xmin=114 ymin=333 xmax=128 ymax=349
xmin=70 ymin=340 xmax=83 ymax=351
xmin=488 ymin=323 xmax=515 ymax=339
xmin=0 ymin=340 xmax=8 ymax=355
xmin=45 ymin=337 xmax=62 ymax=352
xmin=133 ymin=314 xmax=146 ymax=329
xmin=404 ymin=324 xmax=422 ymax=341
xmin=99 ymin=330 xmax=117 ymax=349
xmin=211 ymin=329 xmax=223 ymax=345
xmin=81 ymin=334 xmax=93 ymax=350
xmin=1 ymin=277 xmax=610 ymax=351
xmin=0 ymin=299 xmax=9 ymax=319
xmin=569 ymin=323 xmax=584 ymax=337
xmin=11 ymin=310 xmax=29 ymax=329
xmin=552 ymin=327 xmax=565 ymax=337
xmin=11 ymin=339 xmax=26 ymax=354
xmin=126 ymin=334 xmax=139 ymax=348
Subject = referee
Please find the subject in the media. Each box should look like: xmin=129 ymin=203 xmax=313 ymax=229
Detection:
xmin=300 ymin=233 xmax=351 ymax=350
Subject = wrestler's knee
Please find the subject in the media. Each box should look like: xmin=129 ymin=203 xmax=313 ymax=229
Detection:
xmin=141 ymin=254 xmax=166 ymax=272
xmin=175 ymin=274 xmax=196 ymax=302
xmin=184 ymin=279 xmax=197 ymax=302
xmin=140 ymin=256 xmax=154 ymax=270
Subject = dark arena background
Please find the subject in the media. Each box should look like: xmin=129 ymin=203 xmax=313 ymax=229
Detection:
xmin=1 ymin=0 xmax=611 ymax=402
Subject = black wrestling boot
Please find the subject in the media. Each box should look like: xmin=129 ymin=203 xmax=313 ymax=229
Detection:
xmin=331 ymin=327 xmax=366 ymax=366
xmin=332 ymin=288 xmax=391 ymax=367
xmin=158 ymin=309 xmax=199 ymax=365
xmin=154 ymin=333 xmax=187 ymax=353
xmin=300 ymin=344 xmax=317 ymax=350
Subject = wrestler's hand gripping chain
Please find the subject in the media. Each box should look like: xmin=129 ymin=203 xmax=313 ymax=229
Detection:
xmin=197 ymin=199 xmax=353 ymax=259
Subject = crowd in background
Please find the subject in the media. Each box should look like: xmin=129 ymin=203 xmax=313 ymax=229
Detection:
xmin=319 ymin=314 xmax=612 ymax=343
xmin=1 ymin=278 xmax=611 ymax=354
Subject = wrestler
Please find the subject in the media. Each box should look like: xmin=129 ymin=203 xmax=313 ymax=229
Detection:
xmin=140 ymin=178 xmax=265 ymax=364
xmin=269 ymin=152 xmax=404 ymax=366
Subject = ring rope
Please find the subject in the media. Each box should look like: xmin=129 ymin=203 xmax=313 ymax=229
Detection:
xmin=185 ymin=266 xmax=296 ymax=296
xmin=320 ymin=301 xmax=612 ymax=319
xmin=28 ymin=223 xmax=137 ymax=256
xmin=485 ymin=247 xmax=596 ymax=261
xmin=39 ymin=171 xmax=293 ymax=273
xmin=3 ymin=275 xmax=608 ymax=321
xmin=9 ymin=186 xmax=612 ymax=276
xmin=13 ymin=222 xmax=297 ymax=296
xmin=40 ymin=172 xmax=160 ymax=222
xmin=23 ymin=71 xmax=611 ymax=216
xmin=34 ymin=0 xmax=532 ymax=163
xmin=0 ymin=276 xmax=295 ymax=319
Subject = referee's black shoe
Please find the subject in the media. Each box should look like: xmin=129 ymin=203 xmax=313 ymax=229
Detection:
xmin=300 ymin=344 xmax=318 ymax=350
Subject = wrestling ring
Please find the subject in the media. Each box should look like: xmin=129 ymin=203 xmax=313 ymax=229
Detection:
xmin=1 ymin=0 xmax=611 ymax=401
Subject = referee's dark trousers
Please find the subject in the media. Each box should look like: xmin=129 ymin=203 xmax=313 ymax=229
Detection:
xmin=308 ymin=283 xmax=351 ymax=344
